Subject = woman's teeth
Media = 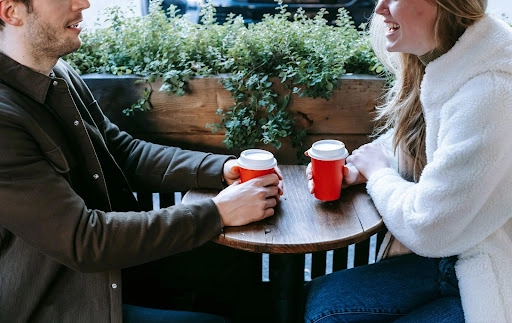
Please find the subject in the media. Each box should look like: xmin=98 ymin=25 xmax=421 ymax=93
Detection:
xmin=388 ymin=23 xmax=400 ymax=31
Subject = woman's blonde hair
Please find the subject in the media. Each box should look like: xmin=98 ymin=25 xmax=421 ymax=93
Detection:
xmin=369 ymin=0 xmax=487 ymax=182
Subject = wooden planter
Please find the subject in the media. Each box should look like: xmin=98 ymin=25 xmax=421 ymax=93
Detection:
xmin=83 ymin=74 xmax=386 ymax=164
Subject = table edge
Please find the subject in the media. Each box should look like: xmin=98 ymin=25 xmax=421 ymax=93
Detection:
xmin=212 ymin=218 xmax=384 ymax=254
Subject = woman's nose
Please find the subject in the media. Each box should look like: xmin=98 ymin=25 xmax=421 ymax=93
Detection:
xmin=374 ymin=0 xmax=389 ymax=15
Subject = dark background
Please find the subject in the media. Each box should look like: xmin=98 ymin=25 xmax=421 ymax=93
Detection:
xmin=141 ymin=0 xmax=376 ymax=27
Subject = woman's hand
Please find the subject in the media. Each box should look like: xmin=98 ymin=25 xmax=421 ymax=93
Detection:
xmin=343 ymin=163 xmax=367 ymax=186
xmin=347 ymin=142 xmax=389 ymax=180
xmin=305 ymin=142 xmax=389 ymax=194
xmin=305 ymin=160 xmax=367 ymax=195
xmin=305 ymin=162 xmax=315 ymax=194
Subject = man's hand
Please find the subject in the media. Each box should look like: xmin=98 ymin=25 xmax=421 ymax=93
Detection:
xmin=213 ymin=173 xmax=282 ymax=227
xmin=222 ymin=159 xmax=241 ymax=185
xmin=223 ymin=159 xmax=284 ymax=195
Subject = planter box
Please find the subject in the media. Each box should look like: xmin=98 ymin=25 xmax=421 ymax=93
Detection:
xmin=83 ymin=74 xmax=386 ymax=164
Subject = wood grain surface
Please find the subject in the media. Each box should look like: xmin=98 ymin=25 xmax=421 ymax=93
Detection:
xmin=182 ymin=165 xmax=383 ymax=254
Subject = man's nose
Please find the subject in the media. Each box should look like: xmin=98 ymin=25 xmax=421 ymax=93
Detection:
xmin=72 ymin=0 xmax=91 ymax=12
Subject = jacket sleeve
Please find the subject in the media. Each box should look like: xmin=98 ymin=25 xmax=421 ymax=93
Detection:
xmin=372 ymin=129 xmax=399 ymax=172
xmin=0 ymin=98 xmax=223 ymax=273
xmin=61 ymin=59 xmax=234 ymax=193
xmin=366 ymin=72 xmax=512 ymax=258
xmin=100 ymin=114 xmax=233 ymax=192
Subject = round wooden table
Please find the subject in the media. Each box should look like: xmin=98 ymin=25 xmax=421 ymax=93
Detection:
xmin=182 ymin=165 xmax=383 ymax=322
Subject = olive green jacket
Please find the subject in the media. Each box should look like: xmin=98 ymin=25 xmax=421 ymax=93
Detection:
xmin=0 ymin=53 xmax=229 ymax=322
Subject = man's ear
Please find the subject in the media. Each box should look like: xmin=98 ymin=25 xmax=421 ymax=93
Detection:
xmin=0 ymin=0 xmax=24 ymax=27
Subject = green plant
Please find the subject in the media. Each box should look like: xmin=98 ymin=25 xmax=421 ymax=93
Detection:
xmin=65 ymin=0 xmax=385 ymax=156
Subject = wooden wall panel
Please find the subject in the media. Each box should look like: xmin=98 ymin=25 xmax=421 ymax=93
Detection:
xmin=84 ymin=74 xmax=386 ymax=164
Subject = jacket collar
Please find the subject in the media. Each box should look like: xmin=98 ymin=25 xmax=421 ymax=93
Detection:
xmin=0 ymin=51 xmax=53 ymax=104
xmin=421 ymin=15 xmax=512 ymax=107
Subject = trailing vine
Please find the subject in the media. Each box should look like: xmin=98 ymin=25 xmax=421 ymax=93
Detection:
xmin=64 ymin=0 xmax=385 ymax=156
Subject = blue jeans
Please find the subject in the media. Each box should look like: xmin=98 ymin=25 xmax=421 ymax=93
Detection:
xmin=303 ymin=253 xmax=464 ymax=322
xmin=122 ymin=304 xmax=230 ymax=323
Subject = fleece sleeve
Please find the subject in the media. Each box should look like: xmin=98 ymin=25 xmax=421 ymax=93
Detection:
xmin=366 ymin=72 xmax=512 ymax=258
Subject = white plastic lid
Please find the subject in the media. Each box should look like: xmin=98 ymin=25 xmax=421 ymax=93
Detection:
xmin=307 ymin=140 xmax=349 ymax=161
xmin=237 ymin=149 xmax=277 ymax=170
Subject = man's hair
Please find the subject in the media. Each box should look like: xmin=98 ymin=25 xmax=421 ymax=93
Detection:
xmin=0 ymin=0 xmax=32 ymax=30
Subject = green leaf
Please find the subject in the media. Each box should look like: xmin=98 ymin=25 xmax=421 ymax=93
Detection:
xmin=63 ymin=0 xmax=387 ymax=153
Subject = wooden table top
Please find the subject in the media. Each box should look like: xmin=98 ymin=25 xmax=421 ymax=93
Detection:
xmin=182 ymin=165 xmax=383 ymax=254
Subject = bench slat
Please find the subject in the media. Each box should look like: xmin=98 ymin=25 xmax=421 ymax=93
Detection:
xmin=138 ymin=191 xmax=380 ymax=284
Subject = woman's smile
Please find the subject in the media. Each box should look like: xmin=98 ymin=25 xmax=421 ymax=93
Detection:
xmin=375 ymin=0 xmax=438 ymax=56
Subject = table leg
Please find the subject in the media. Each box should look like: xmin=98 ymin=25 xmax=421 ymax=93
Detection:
xmin=269 ymin=253 xmax=305 ymax=323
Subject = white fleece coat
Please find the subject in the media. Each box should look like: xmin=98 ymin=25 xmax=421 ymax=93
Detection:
xmin=367 ymin=16 xmax=512 ymax=322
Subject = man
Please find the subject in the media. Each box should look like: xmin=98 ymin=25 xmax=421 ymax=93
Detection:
xmin=0 ymin=0 xmax=283 ymax=322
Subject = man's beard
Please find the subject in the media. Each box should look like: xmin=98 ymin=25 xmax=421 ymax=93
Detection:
xmin=25 ymin=11 xmax=81 ymax=62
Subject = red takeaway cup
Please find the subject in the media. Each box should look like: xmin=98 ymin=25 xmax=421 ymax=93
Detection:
xmin=237 ymin=149 xmax=277 ymax=183
xmin=307 ymin=140 xmax=349 ymax=201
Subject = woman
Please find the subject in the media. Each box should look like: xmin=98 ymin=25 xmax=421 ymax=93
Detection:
xmin=303 ymin=0 xmax=512 ymax=322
